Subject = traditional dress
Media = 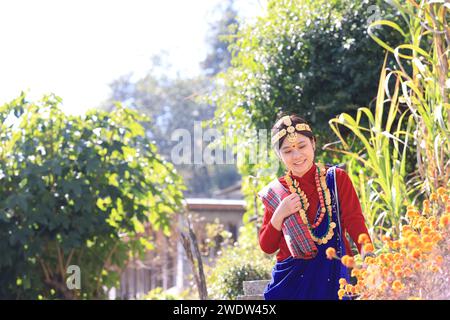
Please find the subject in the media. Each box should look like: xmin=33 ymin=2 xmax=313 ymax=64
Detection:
xmin=258 ymin=163 xmax=370 ymax=300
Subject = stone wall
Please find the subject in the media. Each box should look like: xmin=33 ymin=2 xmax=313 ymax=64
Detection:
xmin=237 ymin=280 xmax=270 ymax=300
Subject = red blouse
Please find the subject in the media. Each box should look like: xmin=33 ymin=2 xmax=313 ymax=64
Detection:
xmin=259 ymin=163 xmax=370 ymax=262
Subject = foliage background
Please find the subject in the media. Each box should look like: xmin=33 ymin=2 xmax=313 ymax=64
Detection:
xmin=0 ymin=94 xmax=185 ymax=299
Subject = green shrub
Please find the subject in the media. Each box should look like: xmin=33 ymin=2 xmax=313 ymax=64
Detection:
xmin=142 ymin=287 xmax=192 ymax=300
xmin=207 ymin=236 xmax=274 ymax=300
xmin=0 ymin=93 xmax=185 ymax=299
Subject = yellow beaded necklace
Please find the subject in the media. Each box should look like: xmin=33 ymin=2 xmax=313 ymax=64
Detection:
xmin=284 ymin=162 xmax=336 ymax=244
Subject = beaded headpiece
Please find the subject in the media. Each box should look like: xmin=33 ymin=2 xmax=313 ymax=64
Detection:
xmin=271 ymin=115 xmax=312 ymax=145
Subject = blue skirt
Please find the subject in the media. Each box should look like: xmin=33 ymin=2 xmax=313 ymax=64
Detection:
xmin=264 ymin=165 xmax=350 ymax=300
xmin=263 ymin=246 xmax=349 ymax=300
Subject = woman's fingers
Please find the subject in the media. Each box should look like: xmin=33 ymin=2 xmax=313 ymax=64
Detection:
xmin=285 ymin=194 xmax=301 ymax=213
xmin=289 ymin=193 xmax=300 ymax=201
xmin=291 ymin=198 xmax=301 ymax=208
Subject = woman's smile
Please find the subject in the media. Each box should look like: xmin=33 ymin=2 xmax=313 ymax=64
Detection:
xmin=294 ymin=159 xmax=307 ymax=166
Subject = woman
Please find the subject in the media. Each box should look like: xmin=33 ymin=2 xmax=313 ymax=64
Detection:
xmin=258 ymin=114 xmax=371 ymax=300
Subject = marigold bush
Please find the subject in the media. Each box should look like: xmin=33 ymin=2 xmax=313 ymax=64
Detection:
xmin=328 ymin=187 xmax=450 ymax=299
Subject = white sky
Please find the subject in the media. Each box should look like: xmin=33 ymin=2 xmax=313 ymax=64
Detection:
xmin=0 ymin=0 xmax=266 ymax=115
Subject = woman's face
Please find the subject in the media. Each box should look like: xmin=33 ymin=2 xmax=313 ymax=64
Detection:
xmin=278 ymin=134 xmax=315 ymax=177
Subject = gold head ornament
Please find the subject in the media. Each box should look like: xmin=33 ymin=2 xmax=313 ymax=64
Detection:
xmin=271 ymin=115 xmax=312 ymax=145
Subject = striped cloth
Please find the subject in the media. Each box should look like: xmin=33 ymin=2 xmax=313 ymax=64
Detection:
xmin=258 ymin=179 xmax=317 ymax=259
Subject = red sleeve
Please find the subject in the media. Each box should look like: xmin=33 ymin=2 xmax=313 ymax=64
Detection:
xmin=259 ymin=202 xmax=282 ymax=255
xmin=335 ymin=167 xmax=371 ymax=253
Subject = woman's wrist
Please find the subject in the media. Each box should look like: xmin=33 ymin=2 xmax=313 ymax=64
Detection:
xmin=271 ymin=208 xmax=284 ymax=231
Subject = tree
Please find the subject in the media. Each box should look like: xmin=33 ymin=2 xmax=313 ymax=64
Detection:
xmin=205 ymin=0 xmax=407 ymax=235
xmin=0 ymin=93 xmax=185 ymax=299
xmin=103 ymin=70 xmax=223 ymax=196
xmin=210 ymin=0 xmax=406 ymax=133
xmin=201 ymin=0 xmax=239 ymax=77
xmin=102 ymin=1 xmax=244 ymax=198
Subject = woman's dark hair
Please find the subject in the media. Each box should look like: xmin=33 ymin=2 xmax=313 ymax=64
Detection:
xmin=271 ymin=113 xmax=316 ymax=154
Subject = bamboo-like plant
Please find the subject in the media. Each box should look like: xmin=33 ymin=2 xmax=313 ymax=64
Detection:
xmin=326 ymin=0 xmax=449 ymax=240
xmin=327 ymin=54 xmax=415 ymax=239
xmin=368 ymin=0 xmax=449 ymax=195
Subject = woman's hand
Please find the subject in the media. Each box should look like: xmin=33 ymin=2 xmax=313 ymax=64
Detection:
xmin=270 ymin=193 xmax=301 ymax=231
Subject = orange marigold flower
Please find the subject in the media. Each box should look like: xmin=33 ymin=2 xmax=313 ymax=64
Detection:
xmin=393 ymin=253 xmax=402 ymax=261
xmin=404 ymin=267 xmax=413 ymax=277
xmin=364 ymin=256 xmax=374 ymax=265
xmin=341 ymin=255 xmax=355 ymax=268
xmin=325 ymin=247 xmax=336 ymax=260
xmin=351 ymin=268 xmax=360 ymax=278
xmin=363 ymin=243 xmax=374 ymax=254
xmin=347 ymin=257 xmax=355 ymax=268
xmin=416 ymin=218 xmax=426 ymax=229
xmin=422 ymin=235 xmax=433 ymax=243
xmin=439 ymin=214 xmax=450 ymax=228
xmin=430 ymin=265 xmax=439 ymax=273
xmin=395 ymin=270 xmax=403 ymax=278
xmin=436 ymin=255 xmax=444 ymax=266
xmin=421 ymin=226 xmax=432 ymax=235
xmin=422 ymin=199 xmax=430 ymax=208
xmin=407 ymin=210 xmax=419 ymax=219
xmin=429 ymin=217 xmax=438 ymax=228
xmin=430 ymin=193 xmax=438 ymax=201
xmin=411 ymin=249 xmax=421 ymax=259
xmin=429 ymin=232 xmax=442 ymax=244
xmin=390 ymin=241 xmax=400 ymax=250
xmin=399 ymin=238 xmax=408 ymax=248
xmin=437 ymin=187 xmax=446 ymax=196
xmin=338 ymin=289 xmax=345 ymax=300
xmin=407 ymin=234 xmax=420 ymax=247
xmin=339 ymin=278 xmax=347 ymax=286
xmin=357 ymin=233 xmax=371 ymax=244
xmin=392 ymin=280 xmax=404 ymax=291
xmin=381 ymin=235 xmax=391 ymax=243
xmin=422 ymin=243 xmax=433 ymax=252
xmin=446 ymin=205 xmax=450 ymax=214
xmin=401 ymin=225 xmax=412 ymax=233
xmin=385 ymin=253 xmax=394 ymax=261
xmin=393 ymin=264 xmax=402 ymax=272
